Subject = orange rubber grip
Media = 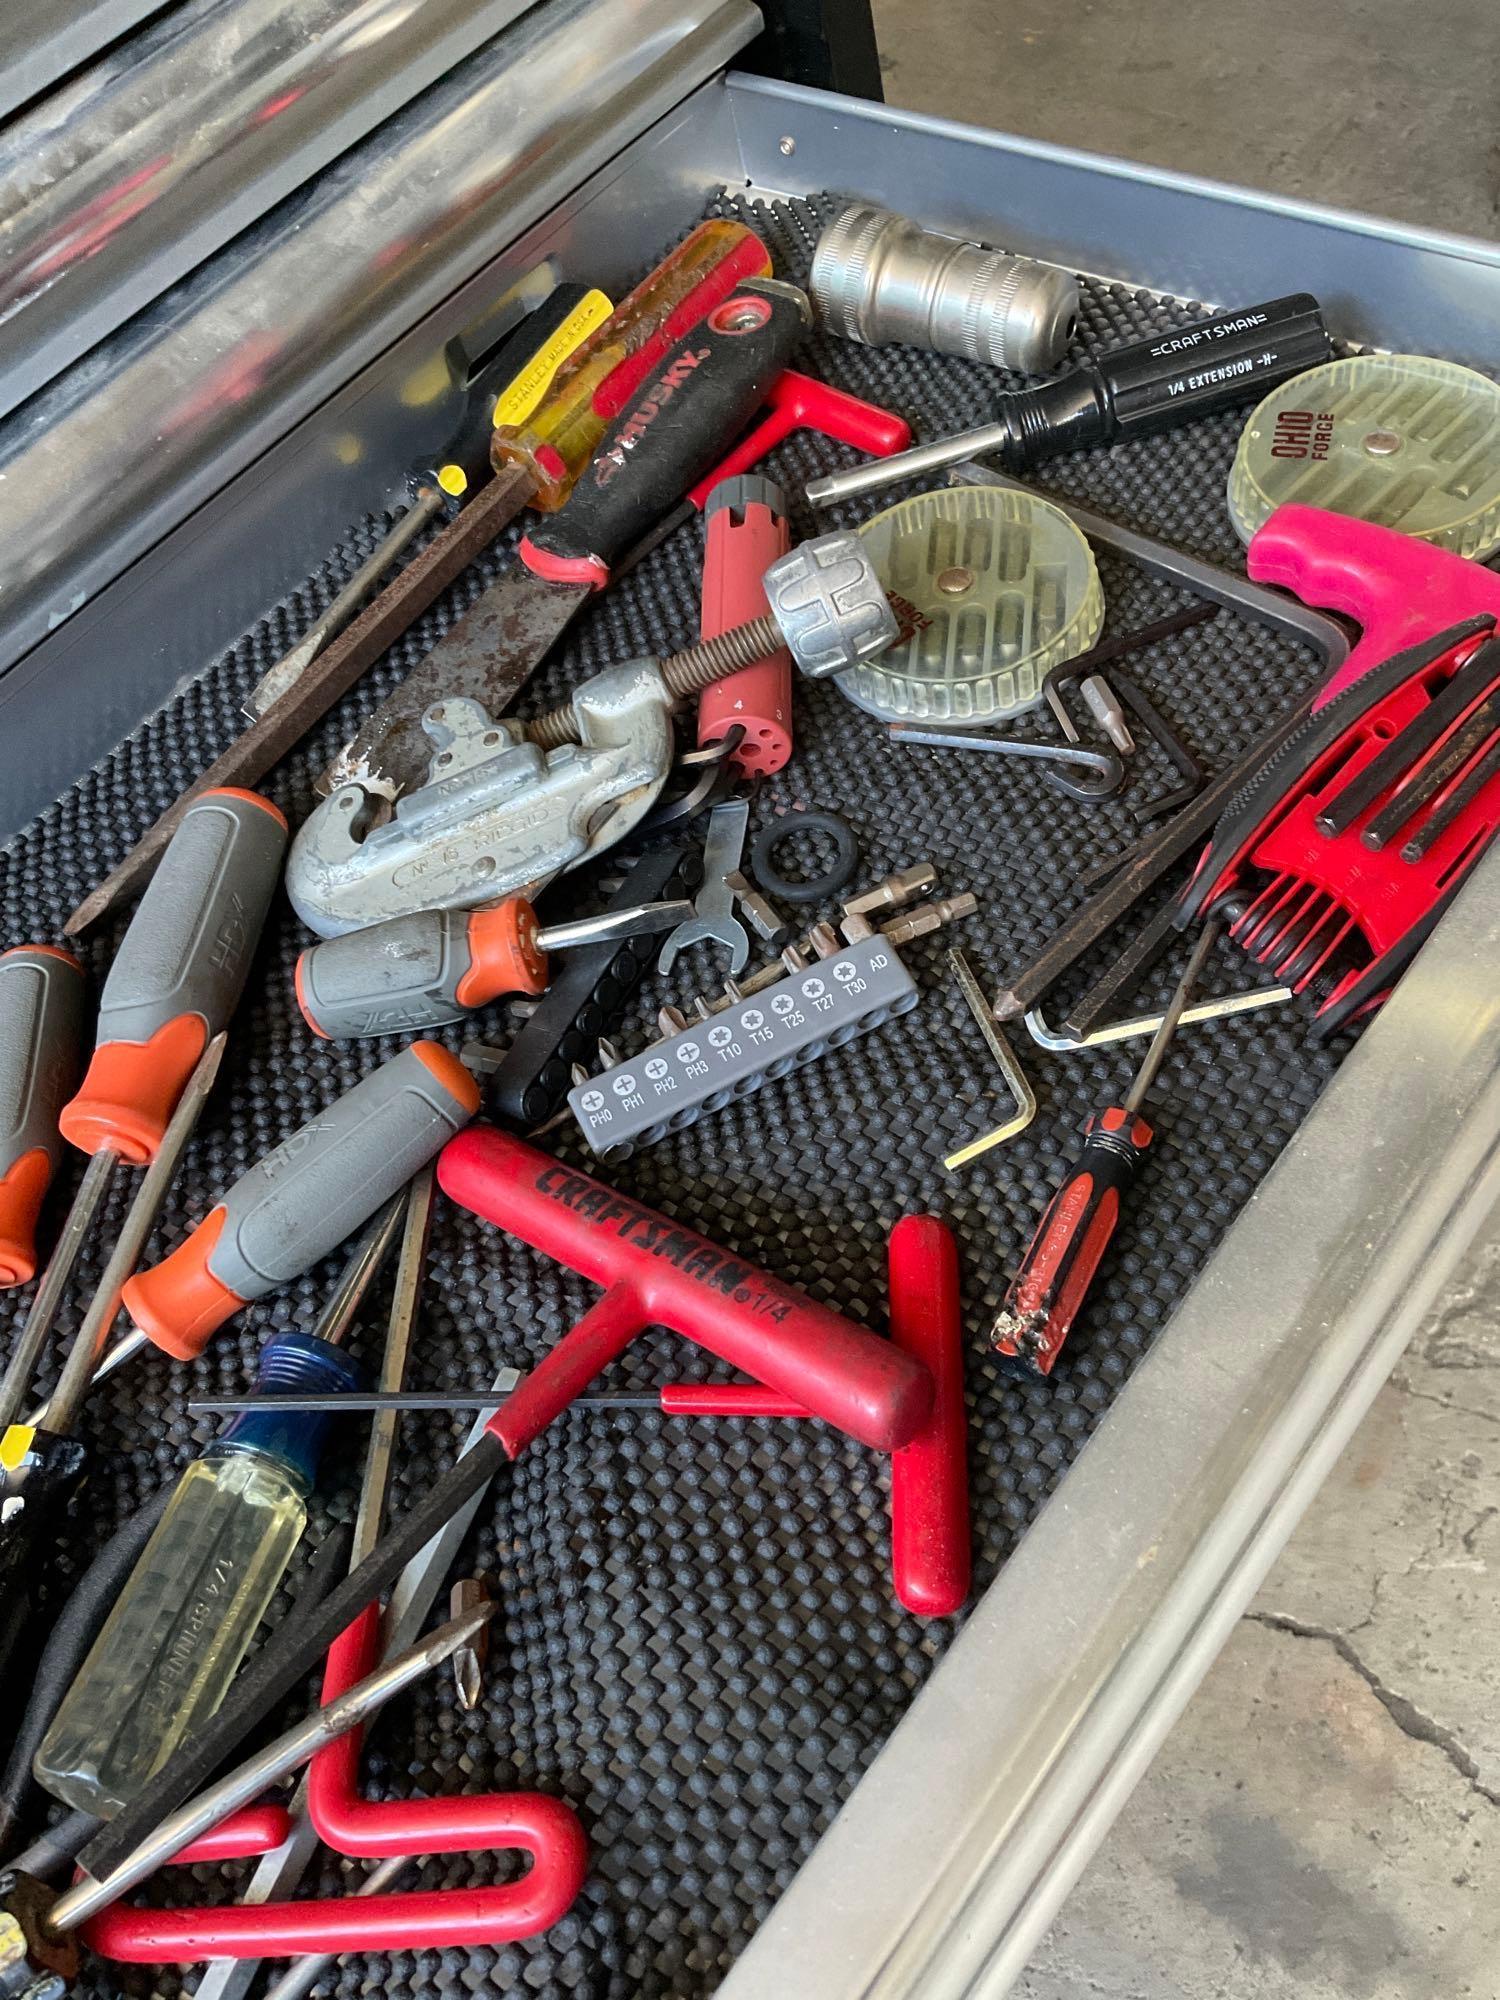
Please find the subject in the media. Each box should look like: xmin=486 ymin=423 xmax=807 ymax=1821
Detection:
xmin=61 ymin=1014 xmax=208 ymax=1167
xmin=0 ymin=1147 xmax=55 ymax=1288
xmin=454 ymin=901 xmax=550 ymax=1008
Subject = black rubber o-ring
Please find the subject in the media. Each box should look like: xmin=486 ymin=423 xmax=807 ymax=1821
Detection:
xmin=749 ymin=810 xmax=862 ymax=905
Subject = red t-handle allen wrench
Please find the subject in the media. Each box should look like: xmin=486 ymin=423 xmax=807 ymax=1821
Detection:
xmin=652 ymin=1215 xmax=970 ymax=1616
xmin=82 ymin=1677 xmax=585 ymax=1964
xmin=439 ymin=1127 xmax=933 ymax=1456
xmin=685 ymin=369 xmax=911 ymax=510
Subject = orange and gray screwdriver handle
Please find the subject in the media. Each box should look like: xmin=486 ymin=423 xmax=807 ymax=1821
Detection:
xmin=295 ymin=902 xmax=550 ymax=1041
xmin=991 ymin=1106 xmax=1152 ymax=1378
xmin=0 ymin=946 xmax=86 ymax=1286
xmin=60 ymin=789 xmax=287 ymax=1166
xmin=122 ymin=1043 xmax=479 ymax=1360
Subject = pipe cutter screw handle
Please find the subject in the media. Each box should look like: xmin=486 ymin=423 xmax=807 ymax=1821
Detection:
xmin=525 ymin=530 xmax=897 ymax=751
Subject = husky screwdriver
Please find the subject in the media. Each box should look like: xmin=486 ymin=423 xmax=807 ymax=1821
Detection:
xmin=991 ymin=920 xmax=1223 ymax=1378
xmin=293 ymin=895 xmax=693 ymax=1041
xmin=806 ymin=295 xmax=1332 ymax=508
xmin=0 ymin=788 xmax=287 ymax=1434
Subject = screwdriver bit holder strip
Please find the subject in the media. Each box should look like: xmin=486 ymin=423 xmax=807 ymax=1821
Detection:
xmin=568 ymin=934 xmax=918 ymax=1156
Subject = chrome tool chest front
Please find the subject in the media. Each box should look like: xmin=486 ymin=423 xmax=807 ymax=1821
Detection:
xmin=3 ymin=5 xmax=1500 ymax=1997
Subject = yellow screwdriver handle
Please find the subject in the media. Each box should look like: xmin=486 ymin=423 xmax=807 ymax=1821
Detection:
xmin=492 ymin=217 xmax=772 ymax=511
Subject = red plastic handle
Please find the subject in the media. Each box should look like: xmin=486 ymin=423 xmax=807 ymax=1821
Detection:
xmin=696 ymin=479 xmax=794 ymax=777
xmin=1247 ymin=504 xmax=1500 ymax=711
xmin=302 ymin=1600 xmax=587 ymax=1943
xmin=171 ymin=1806 xmax=293 ymax=1865
xmin=438 ymin=1126 xmax=933 ymax=1455
xmin=887 ymin=1215 xmax=970 ymax=1616
xmin=686 ymin=369 xmax=911 ymax=509
xmin=659 ymin=1382 xmax=812 ymax=1417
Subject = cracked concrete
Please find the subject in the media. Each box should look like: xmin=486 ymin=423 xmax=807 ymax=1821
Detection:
xmin=1012 ymin=1240 xmax=1500 ymax=1999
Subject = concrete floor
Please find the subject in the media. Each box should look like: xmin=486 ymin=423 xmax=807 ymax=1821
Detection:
xmin=872 ymin=0 xmax=1500 ymax=240
xmin=869 ymin=3 xmax=1500 ymax=1993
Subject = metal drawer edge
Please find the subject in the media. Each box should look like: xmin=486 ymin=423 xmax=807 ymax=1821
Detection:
xmin=0 ymin=0 xmax=760 ymax=703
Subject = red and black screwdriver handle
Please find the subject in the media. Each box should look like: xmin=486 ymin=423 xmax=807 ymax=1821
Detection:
xmin=991 ymin=1106 xmax=1153 ymax=1378
xmin=518 ymin=279 xmax=812 ymax=590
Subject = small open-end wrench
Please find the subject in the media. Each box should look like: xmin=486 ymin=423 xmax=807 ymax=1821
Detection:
xmin=656 ymin=800 xmax=752 ymax=976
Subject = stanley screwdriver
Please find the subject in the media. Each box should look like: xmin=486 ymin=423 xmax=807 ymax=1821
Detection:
xmin=991 ymin=920 xmax=1223 ymax=1378
xmin=242 ymin=283 xmax=611 ymax=721
xmin=0 ymin=788 xmax=287 ymax=1433
xmin=806 ymin=295 xmax=1332 ymax=508
xmin=34 ymin=1200 xmax=403 ymax=1821
xmin=293 ymin=896 xmax=694 ymax=1040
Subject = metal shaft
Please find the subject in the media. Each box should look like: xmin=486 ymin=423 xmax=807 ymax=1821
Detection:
xmin=526 ymin=614 xmax=782 ymax=751
xmin=189 ymin=1382 xmax=523 ymax=1415
xmin=312 ymin=1194 xmax=408 ymax=1349
xmin=1122 ymin=921 xmax=1223 ymax=1115
xmin=535 ymin=899 xmax=696 ymax=954
xmin=351 ymin=1168 xmax=434 ymax=1567
xmin=0 ymin=1147 xmax=118 ymax=1430
xmin=245 ymin=494 xmax=443 ymax=719
xmin=807 ymin=423 xmax=1014 ymax=510
xmin=47 ymin=1603 xmax=495 ymax=1934
xmin=260 ymin=1857 xmax=415 ymax=2000
xmin=40 ymin=1034 xmax=228 ymax=1437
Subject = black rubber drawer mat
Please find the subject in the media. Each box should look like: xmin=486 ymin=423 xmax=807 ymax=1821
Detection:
xmin=0 ymin=192 xmax=1351 ymax=1997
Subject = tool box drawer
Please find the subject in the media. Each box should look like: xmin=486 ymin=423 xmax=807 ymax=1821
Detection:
xmin=4 ymin=10 xmax=1500 ymax=1998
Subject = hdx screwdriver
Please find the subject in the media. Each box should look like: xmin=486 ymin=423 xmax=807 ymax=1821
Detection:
xmin=293 ymin=895 xmax=694 ymax=1041
xmin=0 ymin=787 xmax=287 ymax=1435
xmin=991 ymin=920 xmax=1223 ymax=1378
xmin=116 ymin=1042 xmax=477 ymax=1364
xmin=0 ymin=946 xmax=86 ymax=1291
xmin=805 ymin=294 xmax=1332 ymax=509
xmin=33 ymin=1199 xmax=404 ymax=1821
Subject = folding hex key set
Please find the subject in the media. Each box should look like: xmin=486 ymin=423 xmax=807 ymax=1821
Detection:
xmin=1 ymin=143 xmax=1499 ymax=2000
